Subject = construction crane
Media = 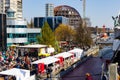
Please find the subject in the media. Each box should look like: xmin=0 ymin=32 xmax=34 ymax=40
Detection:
xmin=80 ymin=0 xmax=86 ymax=27
xmin=80 ymin=0 xmax=86 ymax=18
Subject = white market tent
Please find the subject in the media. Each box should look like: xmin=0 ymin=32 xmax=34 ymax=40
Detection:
xmin=68 ymin=48 xmax=83 ymax=53
xmin=54 ymin=52 xmax=73 ymax=59
xmin=0 ymin=68 xmax=30 ymax=80
xmin=68 ymin=48 xmax=83 ymax=59
xmin=31 ymin=56 xmax=59 ymax=65
xmin=17 ymin=44 xmax=48 ymax=48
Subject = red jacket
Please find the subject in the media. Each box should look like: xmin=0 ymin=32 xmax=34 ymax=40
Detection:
xmin=86 ymin=76 xmax=93 ymax=80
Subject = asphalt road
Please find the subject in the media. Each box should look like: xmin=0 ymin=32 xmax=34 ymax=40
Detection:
xmin=61 ymin=57 xmax=105 ymax=80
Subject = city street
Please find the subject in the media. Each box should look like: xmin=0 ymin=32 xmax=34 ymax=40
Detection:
xmin=62 ymin=57 xmax=105 ymax=80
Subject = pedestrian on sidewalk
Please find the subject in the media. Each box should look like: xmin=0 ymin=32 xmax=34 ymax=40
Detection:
xmin=85 ymin=73 xmax=93 ymax=80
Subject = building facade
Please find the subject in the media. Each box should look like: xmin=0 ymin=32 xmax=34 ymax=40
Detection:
xmin=6 ymin=8 xmax=27 ymax=47
xmin=46 ymin=3 xmax=54 ymax=17
xmin=0 ymin=14 xmax=7 ymax=51
xmin=0 ymin=0 xmax=40 ymax=48
xmin=0 ymin=0 xmax=23 ymax=20
xmin=0 ymin=0 xmax=5 ymax=13
xmin=34 ymin=16 xmax=69 ymax=31
xmin=54 ymin=5 xmax=82 ymax=28
xmin=27 ymin=28 xmax=41 ymax=44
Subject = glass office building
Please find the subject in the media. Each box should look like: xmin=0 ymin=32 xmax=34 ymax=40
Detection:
xmin=34 ymin=16 xmax=69 ymax=31
xmin=27 ymin=28 xmax=41 ymax=44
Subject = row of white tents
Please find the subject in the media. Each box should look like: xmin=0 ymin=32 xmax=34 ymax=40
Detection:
xmin=0 ymin=48 xmax=83 ymax=80
xmin=31 ymin=48 xmax=83 ymax=65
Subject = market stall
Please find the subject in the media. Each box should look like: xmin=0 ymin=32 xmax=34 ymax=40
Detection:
xmin=53 ymin=52 xmax=74 ymax=68
xmin=31 ymin=56 xmax=59 ymax=65
xmin=31 ymin=56 xmax=59 ymax=74
xmin=16 ymin=44 xmax=48 ymax=57
xmin=68 ymin=48 xmax=83 ymax=59
xmin=54 ymin=52 xmax=74 ymax=59
xmin=0 ymin=68 xmax=30 ymax=80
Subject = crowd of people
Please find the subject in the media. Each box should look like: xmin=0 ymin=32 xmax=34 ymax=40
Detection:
xmin=0 ymin=47 xmax=39 ymax=79
xmin=0 ymin=46 xmax=119 ymax=80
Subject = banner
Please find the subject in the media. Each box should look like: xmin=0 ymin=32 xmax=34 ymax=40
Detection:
xmin=59 ymin=57 xmax=64 ymax=66
xmin=38 ymin=63 xmax=45 ymax=73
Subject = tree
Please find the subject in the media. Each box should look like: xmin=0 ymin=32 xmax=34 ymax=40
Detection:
xmin=55 ymin=24 xmax=75 ymax=41
xmin=84 ymin=27 xmax=93 ymax=47
xmin=27 ymin=21 xmax=31 ymax=28
xmin=27 ymin=18 xmax=34 ymax=28
xmin=30 ymin=18 xmax=34 ymax=28
xmin=74 ymin=23 xmax=85 ymax=47
xmin=74 ymin=23 xmax=93 ymax=48
xmin=37 ymin=21 xmax=55 ymax=47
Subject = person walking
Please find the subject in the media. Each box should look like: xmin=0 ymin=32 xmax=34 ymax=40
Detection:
xmin=85 ymin=73 xmax=93 ymax=80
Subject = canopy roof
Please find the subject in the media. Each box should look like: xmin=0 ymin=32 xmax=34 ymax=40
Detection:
xmin=0 ymin=68 xmax=30 ymax=80
xmin=113 ymin=39 xmax=120 ymax=51
xmin=99 ymin=47 xmax=113 ymax=60
xmin=31 ymin=56 xmax=59 ymax=65
xmin=17 ymin=44 xmax=48 ymax=48
xmin=54 ymin=52 xmax=73 ymax=59
xmin=68 ymin=48 xmax=83 ymax=53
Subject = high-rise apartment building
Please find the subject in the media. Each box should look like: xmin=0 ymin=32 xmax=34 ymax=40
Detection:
xmin=0 ymin=0 xmax=23 ymax=20
xmin=0 ymin=0 xmax=5 ymax=13
xmin=46 ymin=3 xmax=54 ymax=17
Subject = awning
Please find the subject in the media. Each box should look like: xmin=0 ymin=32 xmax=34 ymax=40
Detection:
xmin=99 ymin=47 xmax=113 ymax=60
xmin=113 ymin=39 xmax=120 ymax=51
xmin=38 ymin=53 xmax=50 ymax=57
xmin=31 ymin=56 xmax=59 ymax=65
xmin=0 ymin=68 xmax=30 ymax=80
xmin=68 ymin=48 xmax=83 ymax=54
xmin=54 ymin=52 xmax=73 ymax=59
xmin=17 ymin=44 xmax=47 ymax=48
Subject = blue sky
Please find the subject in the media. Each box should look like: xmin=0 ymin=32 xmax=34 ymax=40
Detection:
xmin=23 ymin=0 xmax=120 ymax=28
